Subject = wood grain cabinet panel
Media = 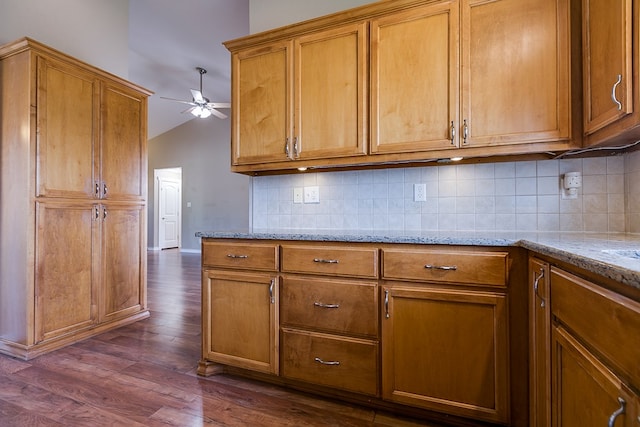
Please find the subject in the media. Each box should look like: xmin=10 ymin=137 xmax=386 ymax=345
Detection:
xmin=281 ymin=244 xmax=378 ymax=278
xmin=280 ymin=276 xmax=377 ymax=337
xmin=202 ymin=269 xmax=279 ymax=375
xmin=382 ymin=247 xmax=508 ymax=287
xmin=202 ymin=240 xmax=278 ymax=271
xmin=281 ymin=328 xmax=378 ymax=396
xmin=581 ymin=0 xmax=640 ymax=148
xmin=552 ymin=326 xmax=638 ymax=427
xmin=229 ymin=22 xmax=366 ymax=169
xmin=381 ymin=284 xmax=509 ymax=424
xmin=0 ymin=38 xmax=150 ymax=360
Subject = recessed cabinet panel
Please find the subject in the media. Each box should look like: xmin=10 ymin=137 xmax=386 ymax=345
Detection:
xmin=36 ymin=56 xmax=97 ymax=198
xmin=101 ymin=84 xmax=146 ymax=200
xmin=35 ymin=202 xmax=97 ymax=342
xmin=295 ymin=22 xmax=367 ymax=159
xmin=382 ymin=285 xmax=509 ymax=423
xmin=101 ymin=203 xmax=145 ymax=321
xmin=371 ymin=2 xmax=458 ymax=154
xmin=461 ymin=0 xmax=571 ymax=147
xmin=583 ymin=0 xmax=633 ymax=135
xmin=232 ymin=42 xmax=292 ymax=165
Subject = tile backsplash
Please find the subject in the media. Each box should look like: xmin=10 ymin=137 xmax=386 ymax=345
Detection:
xmin=252 ymin=154 xmax=639 ymax=234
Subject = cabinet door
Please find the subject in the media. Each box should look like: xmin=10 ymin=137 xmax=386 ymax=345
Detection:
xmin=101 ymin=203 xmax=146 ymax=322
xmin=202 ymin=270 xmax=279 ymax=374
xmin=530 ymin=257 xmax=551 ymax=427
xmin=36 ymin=56 xmax=98 ymax=198
xmin=552 ymin=326 xmax=635 ymax=427
xmin=370 ymin=2 xmax=459 ymax=154
xmin=294 ymin=22 xmax=367 ymax=160
xmin=381 ymin=285 xmax=509 ymax=424
xmin=461 ymin=0 xmax=571 ymax=148
xmin=231 ymin=41 xmax=293 ymax=165
xmin=35 ymin=202 xmax=98 ymax=342
xmin=100 ymin=82 xmax=147 ymax=201
xmin=582 ymin=0 xmax=633 ymax=135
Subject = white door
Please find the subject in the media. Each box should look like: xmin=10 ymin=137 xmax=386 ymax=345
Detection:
xmin=159 ymin=177 xmax=181 ymax=249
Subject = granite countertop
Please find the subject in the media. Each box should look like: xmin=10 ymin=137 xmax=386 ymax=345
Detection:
xmin=195 ymin=230 xmax=640 ymax=291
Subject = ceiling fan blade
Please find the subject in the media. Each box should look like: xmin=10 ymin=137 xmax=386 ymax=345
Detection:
xmin=160 ymin=96 xmax=196 ymax=106
xmin=181 ymin=106 xmax=197 ymax=114
xmin=207 ymin=108 xmax=228 ymax=119
xmin=191 ymin=89 xmax=205 ymax=104
xmin=206 ymin=102 xmax=231 ymax=109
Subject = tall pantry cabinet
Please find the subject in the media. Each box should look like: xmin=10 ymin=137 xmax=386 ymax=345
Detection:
xmin=0 ymin=38 xmax=151 ymax=359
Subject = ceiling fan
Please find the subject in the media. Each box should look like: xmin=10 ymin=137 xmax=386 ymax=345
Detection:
xmin=161 ymin=67 xmax=230 ymax=119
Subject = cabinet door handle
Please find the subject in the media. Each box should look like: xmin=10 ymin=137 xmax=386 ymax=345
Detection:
xmin=425 ymin=264 xmax=457 ymax=271
xmin=103 ymin=208 xmax=107 ymax=220
xmin=226 ymin=254 xmax=248 ymax=259
xmin=450 ymin=121 xmax=456 ymax=145
xmin=611 ymin=74 xmax=623 ymax=111
xmin=314 ymin=357 xmax=340 ymax=366
xmin=462 ymin=119 xmax=469 ymax=144
xmin=533 ymin=268 xmax=546 ymax=308
xmin=284 ymin=137 xmax=290 ymax=158
xmin=313 ymin=302 xmax=340 ymax=309
xmin=103 ymin=183 xmax=108 ymax=197
xmin=313 ymin=258 xmax=339 ymax=264
xmin=95 ymin=207 xmax=100 ymax=220
xmin=384 ymin=289 xmax=390 ymax=319
xmin=608 ymin=397 xmax=626 ymax=427
xmin=95 ymin=182 xmax=100 ymax=196
xmin=293 ymin=136 xmax=299 ymax=158
xmin=269 ymin=279 xmax=275 ymax=304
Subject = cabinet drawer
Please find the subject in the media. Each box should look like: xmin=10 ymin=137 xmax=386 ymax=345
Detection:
xmin=551 ymin=267 xmax=640 ymax=389
xmin=202 ymin=241 xmax=278 ymax=271
xmin=382 ymin=248 xmax=508 ymax=287
xmin=281 ymin=245 xmax=378 ymax=278
xmin=281 ymin=329 xmax=378 ymax=396
xmin=280 ymin=277 xmax=377 ymax=337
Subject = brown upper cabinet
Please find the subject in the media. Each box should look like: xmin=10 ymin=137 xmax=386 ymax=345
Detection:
xmin=582 ymin=0 xmax=640 ymax=148
xmin=229 ymin=22 xmax=367 ymax=166
xmin=371 ymin=0 xmax=574 ymax=156
xmin=225 ymin=0 xmax=582 ymax=174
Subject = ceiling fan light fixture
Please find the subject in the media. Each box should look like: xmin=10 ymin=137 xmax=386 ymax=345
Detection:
xmin=191 ymin=106 xmax=211 ymax=118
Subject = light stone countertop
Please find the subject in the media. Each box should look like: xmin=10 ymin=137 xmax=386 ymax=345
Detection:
xmin=195 ymin=230 xmax=640 ymax=291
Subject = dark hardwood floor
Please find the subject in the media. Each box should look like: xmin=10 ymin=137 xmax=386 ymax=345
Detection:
xmin=0 ymin=249 xmax=439 ymax=426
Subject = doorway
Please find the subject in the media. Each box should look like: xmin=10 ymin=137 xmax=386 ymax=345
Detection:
xmin=154 ymin=167 xmax=182 ymax=250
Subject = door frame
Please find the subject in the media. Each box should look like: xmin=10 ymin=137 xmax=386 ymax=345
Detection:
xmin=152 ymin=167 xmax=182 ymax=250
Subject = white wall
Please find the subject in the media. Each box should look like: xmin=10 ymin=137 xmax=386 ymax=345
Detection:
xmin=249 ymin=0 xmax=376 ymax=33
xmin=0 ymin=0 xmax=130 ymax=78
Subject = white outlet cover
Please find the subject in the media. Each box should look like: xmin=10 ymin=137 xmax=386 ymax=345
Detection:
xmin=304 ymin=186 xmax=320 ymax=203
xmin=293 ymin=187 xmax=303 ymax=204
xmin=414 ymin=183 xmax=427 ymax=202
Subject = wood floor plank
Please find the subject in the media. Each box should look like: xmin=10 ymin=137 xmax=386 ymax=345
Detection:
xmin=0 ymin=250 xmax=440 ymax=426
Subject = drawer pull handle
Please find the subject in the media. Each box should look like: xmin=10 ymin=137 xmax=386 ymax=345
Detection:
xmin=533 ymin=268 xmax=546 ymax=308
xmin=314 ymin=357 xmax=340 ymax=366
xmin=313 ymin=258 xmax=339 ymax=264
xmin=608 ymin=397 xmax=626 ymax=427
xmin=313 ymin=302 xmax=340 ymax=309
xmin=424 ymin=264 xmax=457 ymax=271
xmin=227 ymin=254 xmax=248 ymax=259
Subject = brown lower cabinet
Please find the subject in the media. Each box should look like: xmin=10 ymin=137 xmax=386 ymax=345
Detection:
xmin=529 ymin=256 xmax=640 ymax=427
xmin=199 ymin=239 xmax=529 ymax=426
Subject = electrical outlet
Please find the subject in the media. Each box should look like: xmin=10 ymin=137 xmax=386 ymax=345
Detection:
xmin=304 ymin=186 xmax=320 ymax=203
xmin=293 ymin=187 xmax=303 ymax=203
xmin=414 ymin=183 xmax=427 ymax=202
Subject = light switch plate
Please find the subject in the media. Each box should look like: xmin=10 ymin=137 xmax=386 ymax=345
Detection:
xmin=293 ymin=187 xmax=303 ymax=203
